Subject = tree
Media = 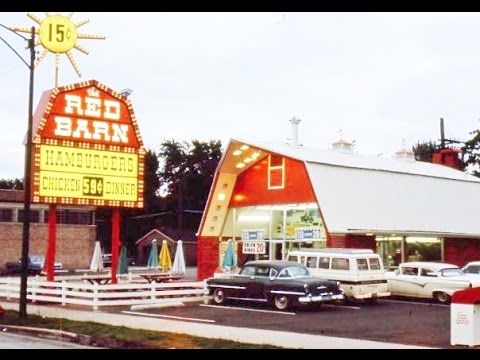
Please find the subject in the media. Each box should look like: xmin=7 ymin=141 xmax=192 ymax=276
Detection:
xmin=158 ymin=139 xmax=222 ymax=228
xmin=412 ymin=140 xmax=439 ymax=163
xmin=0 ymin=178 xmax=23 ymax=190
xmin=462 ymin=129 xmax=480 ymax=176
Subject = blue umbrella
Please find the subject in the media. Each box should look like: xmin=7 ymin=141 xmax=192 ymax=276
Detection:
xmin=222 ymin=240 xmax=237 ymax=271
xmin=147 ymin=239 xmax=159 ymax=269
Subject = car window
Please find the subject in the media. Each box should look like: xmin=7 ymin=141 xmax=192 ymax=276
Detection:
xmin=269 ymin=268 xmax=278 ymax=278
xmin=464 ymin=265 xmax=480 ymax=274
xmin=332 ymin=258 xmax=349 ymax=270
xmin=401 ymin=266 xmax=418 ymax=276
xmin=288 ymin=266 xmax=310 ymax=277
xmin=288 ymin=255 xmax=298 ymax=263
xmin=306 ymin=256 xmax=317 ymax=268
xmin=369 ymin=258 xmax=381 ymax=270
xmin=299 ymin=256 xmax=306 ymax=265
xmin=278 ymin=268 xmax=292 ymax=278
xmin=319 ymin=257 xmax=330 ymax=269
xmin=240 ymin=266 xmax=256 ymax=276
xmin=356 ymin=258 xmax=368 ymax=271
xmin=441 ymin=268 xmax=464 ymax=277
xmin=255 ymin=266 xmax=270 ymax=277
xmin=420 ymin=268 xmax=435 ymax=277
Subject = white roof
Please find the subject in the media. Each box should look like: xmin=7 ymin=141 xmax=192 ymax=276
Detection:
xmin=232 ymin=138 xmax=480 ymax=238
xmin=399 ymin=262 xmax=460 ymax=271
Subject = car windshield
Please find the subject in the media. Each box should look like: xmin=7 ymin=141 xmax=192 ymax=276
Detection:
xmin=441 ymin=268 xmax=464 ymax=277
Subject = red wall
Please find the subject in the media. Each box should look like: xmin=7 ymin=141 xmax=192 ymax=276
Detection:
xmin=327 ymin=235 xmax=375 ymax=250
xmin=346 ymin=235 xmax=376 ymax=251
xmin=444 ymin=238 xmax=480 ymax=267
xmin=197 ymin=236 xmax=219 ymax=280
xmin=229 ymin=157 xmax=316 ymax=207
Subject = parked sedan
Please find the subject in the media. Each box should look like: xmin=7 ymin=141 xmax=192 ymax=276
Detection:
xmin=5 ymin=255 xmax=63 ymax=275
xmin=204 ymin=260 xmax=345 ymax=311
xmin=386 ymin=261 xmax=480 ymax=304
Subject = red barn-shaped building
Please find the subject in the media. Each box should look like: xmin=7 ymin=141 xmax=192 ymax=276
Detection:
xmin=197 ymin=138 xmax=480 ymax=280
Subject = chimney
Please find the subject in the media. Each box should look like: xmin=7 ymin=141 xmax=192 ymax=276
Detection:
xmin=432 ymin=148 xmax=463 ymax=170
xmin=289 ymin=117 xmax=301 ymax=146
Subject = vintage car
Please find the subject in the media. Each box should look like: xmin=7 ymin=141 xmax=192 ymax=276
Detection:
xmin=385 ymin=261 xmax=480 ymax=304
xmin=204 ymin=260 xmax=345 ymax=311
xmin=461 ymin=261 xmax=480 ymax=276
xmin=5 ymin=255 xmax=63 ymax=275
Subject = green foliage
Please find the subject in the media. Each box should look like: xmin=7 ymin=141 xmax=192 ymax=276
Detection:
xmin=412 ymin=140 xmax=438 ymax=163
xmin=0 ymin=178 xmax=23 ymax=190
xmin=462 ymin=129 xmax=480 ymax=176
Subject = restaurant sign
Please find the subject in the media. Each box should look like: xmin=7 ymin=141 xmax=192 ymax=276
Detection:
xmin=31 ymin=80 xmax=145 ymax=208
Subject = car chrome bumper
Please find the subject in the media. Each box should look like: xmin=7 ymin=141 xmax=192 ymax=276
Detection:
xmin=353 ymin=291 xmax=390 ymax=300
xmin=298 ymin=292 xmax=345 ymax=303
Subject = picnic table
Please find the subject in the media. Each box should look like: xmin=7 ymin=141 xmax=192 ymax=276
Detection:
xmin=81 ymin=273 xmax=113 ymax=285
xmin=135 ymin=272 xmax=183 ymax=283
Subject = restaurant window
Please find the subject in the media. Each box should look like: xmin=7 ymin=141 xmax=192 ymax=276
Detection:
xmin=0 ymin=208 xmax=13 ymax=222
xmin=18 ymin=209 xmax=40 ymax=223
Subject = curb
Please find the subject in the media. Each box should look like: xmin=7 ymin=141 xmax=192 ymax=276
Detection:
xmin=0 ymin=324 xmax=94 ymax=346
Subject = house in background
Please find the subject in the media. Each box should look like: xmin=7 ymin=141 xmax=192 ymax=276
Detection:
xmin=135 ymin=228 xmax=197 ymax=266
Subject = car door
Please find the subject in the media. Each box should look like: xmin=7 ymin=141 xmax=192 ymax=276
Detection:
xmin=243 ymin=265 xmax=271 ymax=300
xmin=389 ymin=265 xmax=420 ymax=297
xmin=417 ymin=267 xmax=438 ymax=298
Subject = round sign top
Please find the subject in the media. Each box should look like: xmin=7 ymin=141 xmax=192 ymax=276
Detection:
xmin=39 ymin=15 xmax=78 ymax=53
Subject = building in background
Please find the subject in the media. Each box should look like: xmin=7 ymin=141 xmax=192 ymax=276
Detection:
xmin=0 ymin=189 xmax=96 ymax=271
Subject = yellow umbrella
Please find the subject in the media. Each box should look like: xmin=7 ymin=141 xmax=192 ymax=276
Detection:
xmin=158 ymin=240 xmax=172 ymax=271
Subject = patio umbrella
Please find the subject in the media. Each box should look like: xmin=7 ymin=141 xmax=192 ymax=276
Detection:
xmin=117 ymin=245 xmax=129 ymax=275
xmin=171 ymin=240 xmax=186 ymax=275
xmin=222 ymin=239 xmax=237 ymax=271
xmin=147 ymin=239 xmax=159 ymax=269
xmin=89 ymin=241 xmax=104 ymax=273
xmin=158 ymin=240 xmax=172 ymax=272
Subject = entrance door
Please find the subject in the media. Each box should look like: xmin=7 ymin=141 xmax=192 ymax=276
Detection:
xmin=270 ymin=241 xmax=284 ymax=260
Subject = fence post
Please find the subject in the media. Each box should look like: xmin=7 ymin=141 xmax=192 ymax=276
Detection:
xmin=150 ymin=281 xmax=156 ymax=304
xmin=61 ymin=280 xmax=67 ymax=306
xmin=93 ymin=282 xmax=99 ymax=311
xmin=31 ymin=277 xmax=37 ymax=303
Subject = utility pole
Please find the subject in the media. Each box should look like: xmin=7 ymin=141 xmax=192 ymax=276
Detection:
xmin=440 ymin=117 xmax=445 ymax=149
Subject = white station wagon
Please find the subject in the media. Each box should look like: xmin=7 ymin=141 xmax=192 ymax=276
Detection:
xmin=386 ymin=261 xmax=480 ymax=304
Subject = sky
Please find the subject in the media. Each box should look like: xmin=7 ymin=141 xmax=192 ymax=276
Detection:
xmin=1 ymin=12 xmax=480 ymax=179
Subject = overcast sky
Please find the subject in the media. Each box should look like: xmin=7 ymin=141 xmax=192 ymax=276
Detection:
xmin=1 ymin=12 xmax=479 ymax=179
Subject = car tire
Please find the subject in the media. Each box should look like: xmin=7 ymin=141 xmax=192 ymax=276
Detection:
xmin=273 ymin=295 xmax=290 ymax=311
xmin=435 ymin=292 xmax=451 ymax=304
xmin=212 ymin=288 xmax=225 ymax=305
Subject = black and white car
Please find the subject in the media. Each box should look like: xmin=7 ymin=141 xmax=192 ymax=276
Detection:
xmin=205 ymin=260 xmax=344 ymax=311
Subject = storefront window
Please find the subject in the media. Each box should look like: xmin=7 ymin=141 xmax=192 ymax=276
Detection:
xmin=406 ymin=237 xmax=441 ymax=262
xmin=222 ymin=203 xmax=326 ymax=264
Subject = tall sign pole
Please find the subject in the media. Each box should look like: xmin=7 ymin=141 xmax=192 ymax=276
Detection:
xmin=19 ymin=26 xmax=36 ymax=318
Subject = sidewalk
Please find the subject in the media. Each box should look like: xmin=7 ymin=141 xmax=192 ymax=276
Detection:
xmin=0 ymin=301 xmax=432 ymax=349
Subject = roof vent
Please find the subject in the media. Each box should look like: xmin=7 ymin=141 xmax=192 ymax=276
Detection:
xmin=393 ymin=140 xmax=415 ymax=162
xmin=331 ymin=129 xmax=354 ymax=154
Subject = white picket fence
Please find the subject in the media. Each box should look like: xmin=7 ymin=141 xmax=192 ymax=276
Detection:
xmin=0 ymin=277 xmax=207 ymax=310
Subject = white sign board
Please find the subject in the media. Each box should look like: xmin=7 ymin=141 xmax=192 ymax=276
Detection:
xmin=242 ymin=241 xmax=266 ymax=254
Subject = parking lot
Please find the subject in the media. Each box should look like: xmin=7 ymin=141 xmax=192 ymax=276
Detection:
xmin=122 ymin=298 xmax=454 ymax=348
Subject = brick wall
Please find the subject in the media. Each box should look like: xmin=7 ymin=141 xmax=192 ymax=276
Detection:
xmin=444 ymin=238 xmax=480 ymax=267
xmin=0 ymin=222 xmax=96 ymax=271
xmin=197 ymin=236 xmax=219 ymax=280
xmin=328 ymin=235 xmax=346 ymax=248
